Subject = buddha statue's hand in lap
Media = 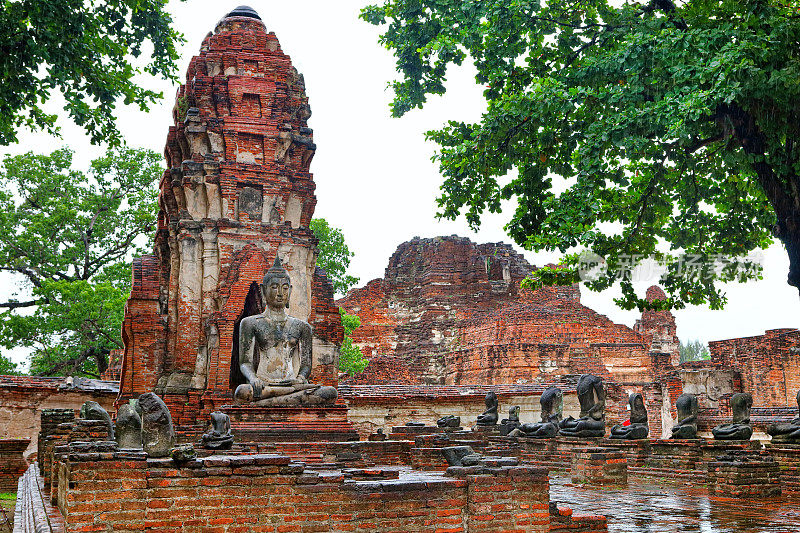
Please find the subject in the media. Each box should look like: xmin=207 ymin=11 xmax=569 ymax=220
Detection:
xmin=233 ymin=257 xmax=337 ymax=407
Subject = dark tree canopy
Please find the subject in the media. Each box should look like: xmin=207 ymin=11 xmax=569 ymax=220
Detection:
xmin=0 ymin=147 xmax=160 ymax=376
xmin=0 ymin=0 xmax=184 ymax=146
xmin=362 ymin=0 xmax=800 ymax=310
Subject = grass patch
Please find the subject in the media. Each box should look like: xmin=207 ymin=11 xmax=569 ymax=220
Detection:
xmin=0 ymin=493 xmax=15 ymax=513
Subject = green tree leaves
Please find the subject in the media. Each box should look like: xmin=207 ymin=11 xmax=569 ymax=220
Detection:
xmin=0 ymin=147 xmax=160 ymax=376
xmin=338 ymin=308 xmax=369 ymax=376
xmin=679 ymin=338 xmax=710 ymax=362
xmin=310 ymin=218 xmax=360 ymax=296
xmin=308 ymin=218 xmax=368 ymax=375
xmin=363 ymin=0 xmax=800 ymax=310
xmin=0 ymin=0 xmax=185 ymax=146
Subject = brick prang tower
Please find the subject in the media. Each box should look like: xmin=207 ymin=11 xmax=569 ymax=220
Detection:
xmin=117 ymin=6 xmax=344 ymax=427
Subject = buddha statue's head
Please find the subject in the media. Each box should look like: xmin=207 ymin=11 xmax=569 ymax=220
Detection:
xmin=262 ymin=256 xmax=292 ymax=310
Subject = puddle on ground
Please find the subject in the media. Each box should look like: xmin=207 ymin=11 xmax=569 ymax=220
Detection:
xmin=550 ymin=475 xmax=800 ymax=533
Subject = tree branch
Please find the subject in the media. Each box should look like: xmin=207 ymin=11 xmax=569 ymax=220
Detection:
xmin=0 ymin=266 xmax=44 ymax=288
xmin=0 ymin=299 xmax=40 ymax=309
xmin=685 ymin=133 xmax=726 ymax=154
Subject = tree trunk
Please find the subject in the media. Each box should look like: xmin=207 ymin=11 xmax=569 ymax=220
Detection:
xmin=775 ymin=211 xmax=800 ymax=294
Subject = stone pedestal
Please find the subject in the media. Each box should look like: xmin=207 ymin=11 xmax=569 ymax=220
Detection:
xmin=708 ymin=451 xmax=781 ymax=498
xmin=221 ymin=405 xmax=358 ymax=442
xmin=700 ymin=439 xmax=760 ymax=464
xmin=515 ymin=437 xmax=563 ymax=469
xmin=571 ymin=447 xmax=627 ymax=486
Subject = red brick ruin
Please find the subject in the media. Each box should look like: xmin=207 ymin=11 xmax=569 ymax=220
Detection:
xmin=6 ymin=5 xmax=800 ymax=533
xmin=116 ymin=10 xmax=343 ymax=428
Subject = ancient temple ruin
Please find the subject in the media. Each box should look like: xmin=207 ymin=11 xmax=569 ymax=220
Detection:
xmin=5 ymin=5 xmax=800 ymax=533
xmin=117 ymin=7 xmax=344 ymax=430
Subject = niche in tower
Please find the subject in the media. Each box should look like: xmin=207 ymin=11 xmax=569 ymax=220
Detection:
xmin=229 ymin=281 xmax=263 ymax=390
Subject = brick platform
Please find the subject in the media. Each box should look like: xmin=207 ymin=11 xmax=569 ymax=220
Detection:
xmin=765 ymin=443 xmax=800 ymax=496
xmin=33 ymin=440 xmax=607 ymax=533
xmin=571 ymin=447 xmax=627 ymax=486
xmin=708 ymin=450 xmax=781 ymax=498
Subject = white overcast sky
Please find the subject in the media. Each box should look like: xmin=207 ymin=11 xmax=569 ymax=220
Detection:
xmin=1 ymin=0 xmax=798 ymax=368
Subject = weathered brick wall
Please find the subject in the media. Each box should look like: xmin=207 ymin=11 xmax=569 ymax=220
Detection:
xmin=707 ymin=328 xmax=800 ymax=409
xmin=0 ymin=438 xmax=28 ymax=491
xmin=117 ymin=10 xmax=343 ymax=420
xmin=0 ymin=376 xmax=116 ymax=459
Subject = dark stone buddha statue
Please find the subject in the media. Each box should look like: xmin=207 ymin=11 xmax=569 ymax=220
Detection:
xmin=712 ymin=392 xmax=753 ymax=441
xmin=767 ymin=389 xmax=800 ymax=443
xmin=610 ymin=393 xmax=650 ymax=440
xmin=437 ymin=415 xmax=461 ymax=428
xmin=559 ymin=375 xmax=606 ymax=438
xmin=201 ymin=412 xmax=234 ymax=450
xmin=475 ymin=392 xmax=499 ymax=426
xmin=510 ymin=386 xmax=563 ymax=439
xmin=670 ymin=393 xmax=699 ymax=439
xmin=499 ymin=406 xmax=521 ymax=436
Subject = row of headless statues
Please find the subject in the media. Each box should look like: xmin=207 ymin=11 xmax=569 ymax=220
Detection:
xmin=457 ymin=374 xmax=800 ymax=442
xmin=154 ymin=256 xmax=800 ymax=443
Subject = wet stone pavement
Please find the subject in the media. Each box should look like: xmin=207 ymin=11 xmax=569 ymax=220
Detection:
xmin=550 ymin=475 xmax=800 ymax=533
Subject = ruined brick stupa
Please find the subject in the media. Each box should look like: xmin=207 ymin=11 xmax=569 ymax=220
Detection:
xmin=116 ymin=6 xmax=348 ymax=435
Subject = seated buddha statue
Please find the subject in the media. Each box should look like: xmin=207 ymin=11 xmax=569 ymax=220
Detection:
xmin=475 ymin=392 xmax=499 ymax=426
xmin=559 ymin=375 xmax=606 ymax=438
xmin=233 ymin=257 xmax=337 ymax=407
xmin=610 ymin=393 xmax=650 ymax=440
xmin=712 ymin=392 xmax=753 ymax=441
xmin=670 ymin=393 xmax=699 ymax=439
xmin=499 ymin=405 xmax=521 ymax=435
xmin=511 ymin=386 xmax=563 ymax=439
xmin=767 ymin=390 xmax=800 ymax=443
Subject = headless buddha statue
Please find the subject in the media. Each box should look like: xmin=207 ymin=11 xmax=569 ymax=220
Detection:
xmin=475 ymin=392 xmax=499 ymax=426
xmin=233 ymin=257 xmax=337 ymax=407
xmin=712 ymin=392 xmax=753 ymax=441
xmin=559 ymin=375 xmax=606 ymax=438
xmin=670 ymin=393 xmax=699 ymax=439
xmin=767 ymin=390 xmax=800 ymax=443
xmin=610 ymin=393 xmax=650 ymax=440
xmin=511 ymin=386 xmax=563 ymax=439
